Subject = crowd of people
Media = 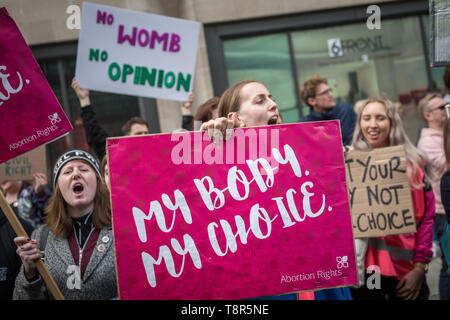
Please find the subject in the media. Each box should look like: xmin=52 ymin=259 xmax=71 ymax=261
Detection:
xmin=1 ymin=67 xmax=450 ymax=300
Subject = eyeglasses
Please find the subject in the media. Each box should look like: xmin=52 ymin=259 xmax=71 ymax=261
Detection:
xmin=316 ymin=88 xmax=333 ymax=97
xmin=429 ymin=104 xmax=446 ymax=112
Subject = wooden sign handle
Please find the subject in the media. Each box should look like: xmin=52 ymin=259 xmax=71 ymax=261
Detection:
xmin=0 ymin=191 xmax=65 ymax=300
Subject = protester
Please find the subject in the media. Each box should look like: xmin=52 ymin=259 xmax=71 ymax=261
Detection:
xmin=299 ymin=75 xmax=357 ymax=146
xmin=1 ymin=174 xmax=48 ymax=299
xmin=121 ymin=117 xmax=149 ymax=136
xmin=0 ymin=208 xmax=33 ymax=300
xmin=201 ymin=80 xmax=281 ymax=131
xmin=439 ymin=115 xmax=450 ymax=299
xmin=417 ymin=93 xmax=447 ymax=263
xmin=193 ymin=97 xmax=221 ymax=130
xmin=201 ymin=80 xmax=346 ymax=300
xmin=349 ymin=97 xmax=436 ymax=300
xmin=1 ymin=173 xmax=52 ymax=230
xmin=200 ymin=80 xmax=301 ymax=300
xmin=180 ymin=92 xmax=220 ymax=131
xmin=13 ymin=150 xmax=117 ymax=300
xmin=71 ymin=77 xmax=150 ymax=160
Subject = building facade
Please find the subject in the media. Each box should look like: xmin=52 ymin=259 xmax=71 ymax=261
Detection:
xmin=2 ymin=0 xmax=446 ymax=169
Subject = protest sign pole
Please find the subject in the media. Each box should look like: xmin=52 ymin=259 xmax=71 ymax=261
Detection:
xmin=0 ymin=191 xmax=65 ymax=300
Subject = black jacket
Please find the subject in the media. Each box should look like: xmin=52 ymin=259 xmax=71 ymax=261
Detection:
xmin=182 ymin=115 xmax=194 ymax=131
xmin=0 ymin=208 xmax=33 ymax=299
xmin=80 ymin=105 xmax=109 ymax=161
xmin=440 ymin=170 xmax=450 ymax=224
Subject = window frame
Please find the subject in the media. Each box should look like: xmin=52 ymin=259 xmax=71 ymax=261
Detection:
xmin=204 ymin=0 xmax=430 ymax=118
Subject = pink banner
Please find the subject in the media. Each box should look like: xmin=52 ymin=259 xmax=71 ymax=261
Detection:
xmin=0 ymin=8 xmax=72 ymax=163
xmin=108 ymin=121 xmax=357 ymax=300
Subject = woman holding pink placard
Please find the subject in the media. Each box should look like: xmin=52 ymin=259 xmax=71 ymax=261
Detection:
xmin=12 ymin=150 xmax=117 ymax=300
xmin=349 ymin=97 xmax=436 ymax=300
xmin=200 ymin=80 xmax=350 ymax=300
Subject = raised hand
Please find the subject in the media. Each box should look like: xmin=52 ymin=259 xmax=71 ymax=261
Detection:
xmin=71 ymin=77 xmax=91 ymax=107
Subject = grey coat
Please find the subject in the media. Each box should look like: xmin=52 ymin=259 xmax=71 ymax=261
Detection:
xmin=13 ymin=225 xmax=118 ymax=300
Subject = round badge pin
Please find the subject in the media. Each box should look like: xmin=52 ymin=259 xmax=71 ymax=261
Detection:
xmin=97 ymin=244 xmax=106 ymax=252
xmin=102 ymin=236 xmax=109 ymax=243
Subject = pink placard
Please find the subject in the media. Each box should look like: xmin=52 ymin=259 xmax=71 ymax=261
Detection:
xmin=0 ymin=8 xmax=72 ymax=163
xmin=108 ymin=121 xmax=357 ymax=300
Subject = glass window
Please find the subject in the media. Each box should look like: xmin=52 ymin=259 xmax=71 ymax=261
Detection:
xmin=291 ymin=16 xmax=429 ymax=142
xmin=223 ymin=34 xmax=299 ymax=123
xmin=220 ymin=15 xmax=436 ymax=143
xmin=422 ymin=15 xmax=447 ymax=93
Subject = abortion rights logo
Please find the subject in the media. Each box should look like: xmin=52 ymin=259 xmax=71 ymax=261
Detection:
xmin=336 ymin=256 xmax=349 ymax=269
xmin=48 ymin=113 xmax=61 ymax=125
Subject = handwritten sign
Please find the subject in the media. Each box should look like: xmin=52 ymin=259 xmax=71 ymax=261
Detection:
xmin=344 ymin=145 xmax=416 ymax=238
xmin=0 ymin=8 xmax=72 ymax=163
xmin=108 ymin=121 xmax=357 ymax=300
xmin=0 ymin=146 xmax=47 ymax=181
xmin=75 ymin=2 xmax=200 ymax=102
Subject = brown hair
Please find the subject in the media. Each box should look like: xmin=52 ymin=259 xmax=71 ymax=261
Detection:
xmin=218 ymin=80 xmax=258 ymax=118
xmin=418 ymin=92 xmax=442 ymax=120
xmin=300 ymin=75 xmax=328 ymax=108
xmin=121 ymin=117 xmax=149 ymax=135
xmin=194 ymin=97 xmax=220 ymax=123
xmin=44 ymin=170 xmax=111 ymax=239
xmin=100 ymin=155 xmax=108 ymax=179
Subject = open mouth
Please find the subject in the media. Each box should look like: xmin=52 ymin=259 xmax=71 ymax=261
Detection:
xmin=73 ymin=183 xmax=84 ymax=195
xmin=367 ymin=130 xmax=380 ymax=139
xmin=267 ymin=115 xmax=278 ymax=125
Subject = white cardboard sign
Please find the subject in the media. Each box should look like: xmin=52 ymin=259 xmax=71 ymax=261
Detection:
xmin=75 ymin=2 xmax=201 ymax=101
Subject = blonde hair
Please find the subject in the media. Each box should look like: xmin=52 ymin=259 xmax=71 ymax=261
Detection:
xmin=218 ymin=80 xmax=258 ymax=118
xmin=44 ymin=167 xmax=111 ymax=239
xmin=354 ymin=99 xmax=369 ymax=114
xmin=418 ymin=92 xmax=442 ymax=120
xmin=352 ymin=97 xmax=436 ymax=189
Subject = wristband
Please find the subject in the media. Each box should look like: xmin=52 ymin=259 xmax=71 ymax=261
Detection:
xmin=413 ymin=262 xmax=428 ymax=273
